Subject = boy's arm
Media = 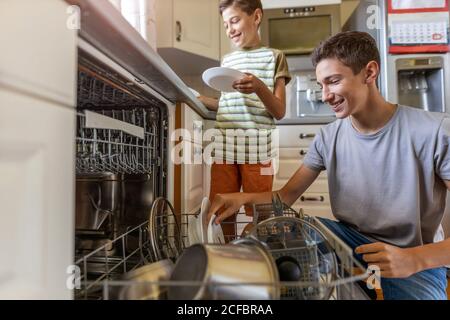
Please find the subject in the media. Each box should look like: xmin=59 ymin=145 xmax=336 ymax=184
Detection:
xmin=258 ymin=77 xmax=286 ymax=120
xmin=207 ymin=164 xmax=320 ymax=224
xmin=354 ymin=179 xmax=450 ymax=278
xmin=198 ymin=95 xmax=219 ymax=112
xmin=232 ymin=75 xmax=286 ymax=120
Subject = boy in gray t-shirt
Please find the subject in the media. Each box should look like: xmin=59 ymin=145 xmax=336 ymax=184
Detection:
xmin=208 ymin=31 xmax=450 ymax=300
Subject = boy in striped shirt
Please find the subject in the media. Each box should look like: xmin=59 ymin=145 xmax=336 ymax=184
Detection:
xmin=198 ymin=0 xmax=291 ymax=239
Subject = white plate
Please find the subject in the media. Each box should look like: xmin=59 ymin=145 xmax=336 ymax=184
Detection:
xmin=187 ymin=198 xmax=209 ymax=245
xmin=187 ymin=214 xmax=202 ymax=246
xmin=199 ymin=197 xmax=210 ymax=241
xmin=202 ymin=67 xmax=245 ymax=92
xmin=207 ymin=215 xmax=225 ymax=244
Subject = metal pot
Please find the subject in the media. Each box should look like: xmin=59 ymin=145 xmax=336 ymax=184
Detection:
xmin=118 ymin=259 xmax=174 ymax=300
xmin=121 ymin=173 xmax=154 ymax=253
xmin=167 ymin=242 xmax=280 ymax=300
xmin=75 ymin=172 xmax=120 ymax=231
xmin=121 ymin=173 xmax=154 ymax=226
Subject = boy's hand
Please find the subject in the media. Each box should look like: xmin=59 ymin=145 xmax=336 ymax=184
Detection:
xmin=355 ymin=242 xmax=421 ymax=278
xmin=207 ymin=192 xmax=247 ymax=225
xmin=232 ymin=73 xmax=265 ymax=94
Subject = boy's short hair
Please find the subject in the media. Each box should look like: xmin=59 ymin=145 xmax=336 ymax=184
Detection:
xmin=219 ymin=0 xmax=263 ymax=16
xmin=311 ymin=31 xmax=381 ymax=75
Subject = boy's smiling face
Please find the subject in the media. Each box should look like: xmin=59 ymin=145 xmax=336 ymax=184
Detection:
xmin=316 ymin=58 xmax=372 ymax=119
xmin=222 ymin=4 xmax=262 ymax=49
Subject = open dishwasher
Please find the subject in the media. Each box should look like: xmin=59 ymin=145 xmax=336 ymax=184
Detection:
xmin=73 ymin=50 xmax=170 ymax=299
xmin=75 ymin=193 xmax=371 ymax=300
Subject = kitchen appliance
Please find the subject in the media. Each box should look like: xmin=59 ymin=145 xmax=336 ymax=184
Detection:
xmin=260 ymin=3 xmax=341 ymax=55
xmin=250 ymin=215 xmax=338 ymax=300
xmin=291 ymin=71 xmax=335 ymax=119
xmin=75 ymin=197 xmax=370 ymax=300
xmin=74 ymin=51 xmax=169 ymax=276
xmin=396 ymin=56 xmax=446 ymax=112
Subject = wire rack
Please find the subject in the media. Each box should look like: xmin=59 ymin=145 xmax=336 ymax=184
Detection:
xmin=76 ymin=57 xmax=168 ymax=176
xmin=76 ymin=109 xmax=162 ymax=174
xmin=74 ymin=58 xmax=171 ymax=299
xmin=74 ymin=199 xmax=369 ymax=300
xmin=74 ymin=198 xmax=184 ymax=300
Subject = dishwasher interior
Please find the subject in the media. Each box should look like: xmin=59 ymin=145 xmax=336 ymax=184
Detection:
xmin=74 ymin=51 xmax=172 ymax=299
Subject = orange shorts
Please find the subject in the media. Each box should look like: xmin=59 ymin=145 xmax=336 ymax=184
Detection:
xmin=209 ymin=162 xmax=274 ymax=239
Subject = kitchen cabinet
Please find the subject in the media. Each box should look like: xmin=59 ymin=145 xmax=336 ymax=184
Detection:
xmin=0 ymin=0 xmax=77 ymax=107
xmin=181 ymin=141 xmax=204 ymax=213
xmin=156 ymin=0 xmax=225 ymax=61
xmin=0 ymin=0 xmax=77 ymax=299
xmin=179 ymin=104 xmax=206 ymax=214
xmin=274 ymin=125 xmax=334 ymax=220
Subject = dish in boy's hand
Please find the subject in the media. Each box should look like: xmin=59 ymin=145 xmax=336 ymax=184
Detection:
xmin=202 ymin=67 xmax=245 ymax=92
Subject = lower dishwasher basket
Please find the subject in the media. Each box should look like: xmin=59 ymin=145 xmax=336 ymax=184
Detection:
xmin=74 ymin=206 xmax=370 ymax=300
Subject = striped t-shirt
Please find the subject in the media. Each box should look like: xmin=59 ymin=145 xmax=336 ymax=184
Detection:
xmin=213 ymin=47 xmax=290 ymax=163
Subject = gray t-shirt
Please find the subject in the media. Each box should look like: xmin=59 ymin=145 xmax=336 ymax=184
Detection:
xmin=303 ymin=105 xmax=450 ymax=247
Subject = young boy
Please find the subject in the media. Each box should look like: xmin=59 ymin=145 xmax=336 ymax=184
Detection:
xmin=198 ymin=0 xmax=291 ymax=239
xmin=207 ymin=31 xmax=450 ymax=300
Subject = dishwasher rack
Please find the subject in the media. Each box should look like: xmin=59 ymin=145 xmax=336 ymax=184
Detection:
xmin=74 ymin=54 xmax=170 ymax=293
xmin=74 ymin=201 xmax=370 ymax=300
xmin=76 ymin=108 xmax=160 ymax=174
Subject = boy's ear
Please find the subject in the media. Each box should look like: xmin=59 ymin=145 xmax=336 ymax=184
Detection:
xmin=254 ymin=8 xmax=263 ymax=26
xmin=364 ymin=60 xmax=379 ymax=84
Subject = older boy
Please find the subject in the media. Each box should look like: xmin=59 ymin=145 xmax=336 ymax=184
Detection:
xmin=208 ymin=31 xmax=450 ymax=300
xmin=198 ymin=0 xmax=291 ymax=238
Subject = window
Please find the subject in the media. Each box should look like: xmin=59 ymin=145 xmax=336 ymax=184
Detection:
xmin=108 ymin=0 xmax=150 ymax=40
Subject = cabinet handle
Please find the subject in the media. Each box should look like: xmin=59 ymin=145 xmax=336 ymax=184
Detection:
xmin=299 ymin=150 xmax=308 ymax=156
xmin=299 ymin=133 xmax=315 ymax=139
xmin=193 ymin=122 xmax=202 ymax=131
xmin=176 ymin=21 xmax=182 ymax=42
xmin=300 ymin=196 xmax=325 ymax=202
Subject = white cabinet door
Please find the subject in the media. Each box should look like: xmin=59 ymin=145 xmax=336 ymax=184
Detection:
xmin=273 ymin=148 xmax=328 ymax=193
xmin=277 ymin=125 xmax=321 ymax=148
xmin=0 ymin=90 xmax=76 ymax=299
xmin=180 ymin=105 xmax=205 ymax=214
xmin=173 ymin=0 xmax=220 ymax=60
xmin=0 ymin=0 xmax=77 ymax=299
xmin=181 ymin=141 xmax=204 ymax=214
xmin=0 ymin=0 xmax=77 ymax=107
xmin=275 ymin=125 xmax=334 ymax=220
xmin=182 ymin=103 xmax=204 ymax=145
